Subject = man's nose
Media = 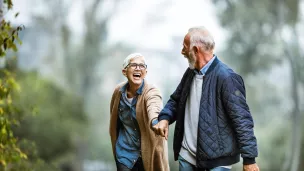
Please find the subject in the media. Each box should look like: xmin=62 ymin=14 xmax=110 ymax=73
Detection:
xmin=181 ymin=49 xmax=185 ymax=56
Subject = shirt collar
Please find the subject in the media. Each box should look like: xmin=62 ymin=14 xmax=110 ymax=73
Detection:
xmin=119 ymin=80 xmax=145 ymax=95
xmin=194 ymin=55 xmax=216 ymax=75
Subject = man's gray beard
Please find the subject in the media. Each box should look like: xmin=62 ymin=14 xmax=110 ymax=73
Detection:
xmin=188 ymin=60 xmax=195 ymax=69
xmin=187 ymin=54 xmax=196 ymax=69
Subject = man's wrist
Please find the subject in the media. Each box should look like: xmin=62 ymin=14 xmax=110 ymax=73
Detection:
xmin=243 ymin=157 xmax=256 ymax=165
xmin=158 ymin=115 xmax=170 ymax=122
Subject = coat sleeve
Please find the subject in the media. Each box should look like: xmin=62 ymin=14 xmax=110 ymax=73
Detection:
xmin=158 ymin=68 xmax=191 ymax=124
xmin=145 ymin=87 xmax=163 ymax=126
xmin=110 ymin=90 xmax=115 ymax=114
xmin=109 ymin=83 xmax=124 ymax=135
xmin=221 ymin=73 xmax=258 ymax=164
xmin=109 ymin=87 xmax=118 ymax=135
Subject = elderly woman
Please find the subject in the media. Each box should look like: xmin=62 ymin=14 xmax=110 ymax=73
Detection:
xmin=109 ymin=53 xmax=169 ymax=171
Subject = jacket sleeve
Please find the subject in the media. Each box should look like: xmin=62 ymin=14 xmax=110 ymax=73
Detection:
xmin=158 ymin=68 xmax=190 ymax=124
xmin=110 ymin=90 xmax=116 ymax=114
xmin=221 ymin=73 xmax=258 ymax=164
xmin=145 ymin=87 xmax=163 ymax=127
xmin=109 ymin=87 xmax=118 ymax=135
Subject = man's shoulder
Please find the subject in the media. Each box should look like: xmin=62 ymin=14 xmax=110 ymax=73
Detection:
xmin=216 ymin=61 xmax=240 ymax=80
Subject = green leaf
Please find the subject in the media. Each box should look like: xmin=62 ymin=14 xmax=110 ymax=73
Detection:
xmin=12 ymin=44 xmax=17 ymax=52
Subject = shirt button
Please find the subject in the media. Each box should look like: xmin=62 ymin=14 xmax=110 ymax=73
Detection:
xmin=133 ymin=160 xmax=136 ymax=163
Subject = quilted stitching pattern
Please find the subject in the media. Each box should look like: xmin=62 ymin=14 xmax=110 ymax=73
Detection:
xmin=159 ymin=58 xmax=258 ymax=167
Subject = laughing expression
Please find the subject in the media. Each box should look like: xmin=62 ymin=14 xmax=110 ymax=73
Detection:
xmin=123 ymin=57 xmax=147 ymax=86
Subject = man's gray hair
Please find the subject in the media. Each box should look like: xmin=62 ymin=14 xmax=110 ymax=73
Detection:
xmin=188 ymin=26 xmax=215 ymax=51
xmin=123 ymin=53 xmax=146 ymax=69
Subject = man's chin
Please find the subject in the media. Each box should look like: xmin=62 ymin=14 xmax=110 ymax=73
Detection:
xmin=188 ymin=64 xmax=195 ymax=69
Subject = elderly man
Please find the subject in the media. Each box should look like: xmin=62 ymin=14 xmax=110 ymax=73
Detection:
xmin=153 ymin=27 xmax=259 ymax=171
xmin=109 ymin=53 xmax=169 ymax=171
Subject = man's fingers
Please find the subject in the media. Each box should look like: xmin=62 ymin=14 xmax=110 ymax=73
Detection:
xmin=164 ymin=129 xmax=168 ymax=140
xmin=152 ymin=125 xmax=157 ymax=132
xmin=243 ymin=164 xmax=259 ymax=171
xmin=152 ymin=120 xmax=169 ymax=139
xmin=159 ymin=128 xmax=165 ymax=137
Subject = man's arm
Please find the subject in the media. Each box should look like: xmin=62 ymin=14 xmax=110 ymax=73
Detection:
xmin=158 ymin=68 xmax=192 ymax=123
xmin=221 ymin=74 xmax=258 ymax=165
xmin=153 ymin=68 xmax=192 ymax=139
xmin=152 ymin=86 xmax=181 ymax=139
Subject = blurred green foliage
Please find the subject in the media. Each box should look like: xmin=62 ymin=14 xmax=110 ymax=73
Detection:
xmin=13 ymin=71 xmax=87 ymax=163
xmin=0 ymin=0 xmax=26 ymax=170
xmin=1 ymin=1 xmax=88 ymax=170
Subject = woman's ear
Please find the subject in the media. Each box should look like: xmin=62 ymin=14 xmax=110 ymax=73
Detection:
xmin=122 ymin=69 xmax=127 ymax=77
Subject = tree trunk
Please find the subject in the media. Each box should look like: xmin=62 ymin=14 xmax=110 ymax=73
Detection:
xmin=289 ymin=28 xmax=302 ymax=171
xmin=282 ymin=27 xmax=302 ymax=171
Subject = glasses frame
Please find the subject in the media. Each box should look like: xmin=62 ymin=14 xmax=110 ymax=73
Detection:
xmin=126 ymin=63 xmax=147 ymax=70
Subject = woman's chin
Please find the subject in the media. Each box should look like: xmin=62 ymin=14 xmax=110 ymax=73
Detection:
xmin=129 ymin=79 xmax=143 ymax=86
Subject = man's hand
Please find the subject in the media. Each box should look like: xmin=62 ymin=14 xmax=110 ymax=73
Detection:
xmin=152 ymin=120 xmax=169 ymax=140
xmin=243 ymin=163 xmax=259 ymax=171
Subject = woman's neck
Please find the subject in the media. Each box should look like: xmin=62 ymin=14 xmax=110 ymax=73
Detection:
xmin=127 ymin=83 xmax=140 ymax=98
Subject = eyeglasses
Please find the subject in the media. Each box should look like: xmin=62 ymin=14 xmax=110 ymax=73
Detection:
xmin=126 ymin=63 xmax=147 ymax=70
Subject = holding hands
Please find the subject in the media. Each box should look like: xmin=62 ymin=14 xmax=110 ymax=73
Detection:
xmin=152 ymin=120 xmax=169 ymax=140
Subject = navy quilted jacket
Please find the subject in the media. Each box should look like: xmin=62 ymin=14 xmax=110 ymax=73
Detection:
xmin=159 ymin=57 xmax=258 ymax=169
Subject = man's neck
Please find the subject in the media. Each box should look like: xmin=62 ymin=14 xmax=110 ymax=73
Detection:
xmin=196 ymin=53 xmax=213 ymax=71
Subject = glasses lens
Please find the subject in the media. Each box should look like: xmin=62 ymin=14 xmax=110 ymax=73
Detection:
xmin=139 ymin=64 xmax=146 ymax=69
xmin=129 ymin=63 xmax=137 ymax=69
xmin=128 ymin=63 xmax=146 ymax=70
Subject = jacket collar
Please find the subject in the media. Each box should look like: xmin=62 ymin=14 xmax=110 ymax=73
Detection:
xmin=204 ymin=55 xmax=219 ymax=75
xmin=119 ymin=80 xmax=145 ymax=95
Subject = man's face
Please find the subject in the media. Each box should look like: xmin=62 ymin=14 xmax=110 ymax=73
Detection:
xmin=122 ymin=57 xmax=147 ymax=86
xmin=181 ymin=34 xmax=196 ymax=69
xmin=181 ymin=34 xmax=190 ymax=58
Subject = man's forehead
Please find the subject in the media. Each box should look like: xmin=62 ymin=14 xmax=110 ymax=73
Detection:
xmin=183 ymin=34 xmax=190 ymax=45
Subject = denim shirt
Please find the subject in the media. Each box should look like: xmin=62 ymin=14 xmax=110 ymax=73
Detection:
xmin=115 ymin=81 xmax=144 ymax=169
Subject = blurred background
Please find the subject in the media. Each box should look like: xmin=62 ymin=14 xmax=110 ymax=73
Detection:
xmin=0 ymin=0 xmax=303 ymax=170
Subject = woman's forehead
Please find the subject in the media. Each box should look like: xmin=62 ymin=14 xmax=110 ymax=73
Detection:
xmin=130 ymin=56 xmax=145 ymax=63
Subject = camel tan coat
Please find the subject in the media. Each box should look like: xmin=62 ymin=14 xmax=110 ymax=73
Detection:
xmin=109 ymin=81 xmax=169 ymax=171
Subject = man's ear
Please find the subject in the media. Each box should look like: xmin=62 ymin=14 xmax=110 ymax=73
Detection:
xmin=193 ymin=46 xmax=199 ymax=54
xmin=122 ymin=69 xmax=127 ymax=77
